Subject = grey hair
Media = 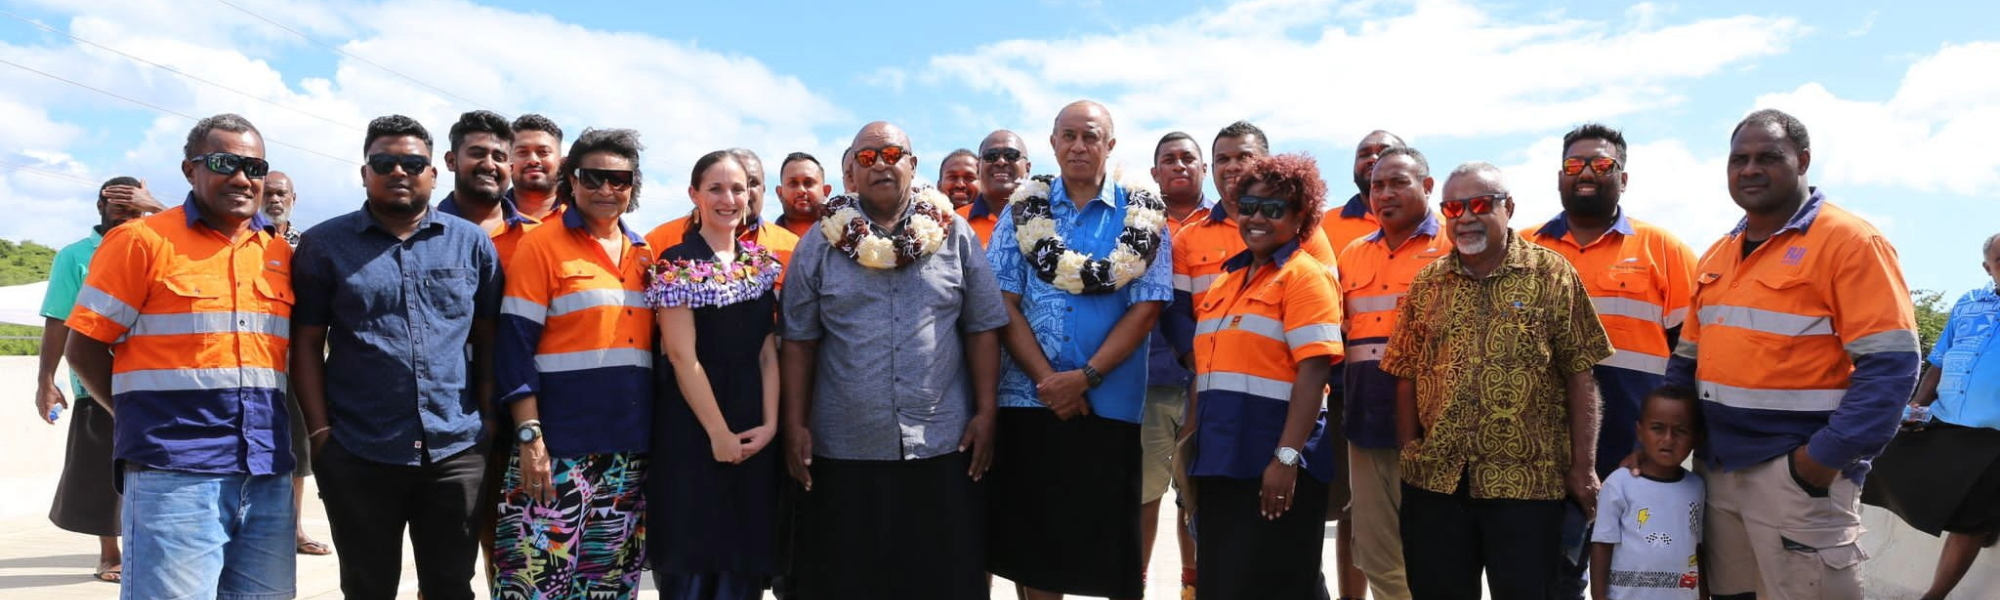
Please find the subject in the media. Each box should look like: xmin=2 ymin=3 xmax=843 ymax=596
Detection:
xmin=1446 ymin=161 xmax=1507 ymax=191
xmin=1984 ymin=232 xmax=2000 ymax=256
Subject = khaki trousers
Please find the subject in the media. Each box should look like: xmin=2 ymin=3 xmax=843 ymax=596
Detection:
xmin=1704 ymin=454 xmax=1867 ymax=600
xmin=1348 ymin=444 xmax=1410 ymax=600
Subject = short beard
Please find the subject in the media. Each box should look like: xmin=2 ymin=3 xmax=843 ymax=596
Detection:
xmin=371 ymin=194 xmax=429 ymax=218
xmin=516 ymin=173 xmax=556 ymax=194
xmin=1560 ymin=190 xmax=1619 ymax=219
xmin=1353 ymin=170 xmax=1369 ymax=196
xmin=456 ymin=173 xmax=504 ymax=203
xmin=1455 ymin=229 xmax=1490 ymax=256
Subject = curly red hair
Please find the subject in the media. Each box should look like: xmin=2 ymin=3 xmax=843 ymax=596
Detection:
xmin=1231 ymin=152 xmax=1327 ymax=241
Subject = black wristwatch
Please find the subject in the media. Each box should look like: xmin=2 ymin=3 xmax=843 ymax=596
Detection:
xmin=515 ymin=420 xmax=543 ymax=444
xmin=1082 ymin=364 xmax=1104 ymax=388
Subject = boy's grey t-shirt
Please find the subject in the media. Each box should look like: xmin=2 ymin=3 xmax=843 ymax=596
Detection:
xmin=1591 ymin=469 xmax=1707 ymax=600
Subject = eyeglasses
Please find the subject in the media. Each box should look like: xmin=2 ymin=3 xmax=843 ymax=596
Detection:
xmin=1235 ymin=195 xmax=1292 ymax=220
xmin=980 ymin=148 xmax=1024 ymax=164
xmin=190 ymin=153 xmax=270 ymax=179
xmin=1561 ymin=156 xmax=1621 ymax=176
xmin=366 ymin=154 xmax=431 ymax=175
xmin=576 ymin=168 xmax=635 ymax=191
xmin=854 ymin=146 xmax=908 ymax=168
xmin=1439 ymin=193 xmax=1508 ymax=219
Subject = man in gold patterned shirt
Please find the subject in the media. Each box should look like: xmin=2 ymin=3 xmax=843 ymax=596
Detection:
xmin=1380 ymin=161 xmax=1612 ymax=600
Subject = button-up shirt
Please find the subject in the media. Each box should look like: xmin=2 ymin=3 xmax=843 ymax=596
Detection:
xmin=1338 ymin=213 xmax=1451 ymax=449
xmin=292 ymin=204 xmax=501 ymax=466
xmin=1381 ymin=233 xmax=1611 ymax=500
xmin=67 ymin=194 xmax=295 ymax=475
xmin=42 ymin=228 xmax=104 ymax=399
xmin=1931 ymin=284 xmax=2000 ymax=430
xmin=780 ymin=201 xmax=1010 ymax=460
xmin=988 ymin=180 xmax=1175 ymax=424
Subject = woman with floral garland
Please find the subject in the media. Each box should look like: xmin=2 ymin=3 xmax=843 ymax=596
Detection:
xmin=1182 ymin=152 xmax=1345 ymax=599
xmin=645 ymin=150 xmax=785 ymax=599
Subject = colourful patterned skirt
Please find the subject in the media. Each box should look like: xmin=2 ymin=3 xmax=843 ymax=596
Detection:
xmin=493 ymin=449 xmax=648 ymax=599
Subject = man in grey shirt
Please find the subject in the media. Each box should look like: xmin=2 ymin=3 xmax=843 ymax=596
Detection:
xmin=780 ymin=120 xmax=1009 ymax=600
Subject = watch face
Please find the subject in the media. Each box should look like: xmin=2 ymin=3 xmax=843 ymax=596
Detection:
xmin=517 ymin=426 xmax=536 ymax=443
xmin=1277 ymin=447 xmax=1301 ymax=465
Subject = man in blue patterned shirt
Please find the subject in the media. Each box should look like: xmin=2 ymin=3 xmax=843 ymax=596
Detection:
xmin=986 ymin=100 xmax=1175 ymax=600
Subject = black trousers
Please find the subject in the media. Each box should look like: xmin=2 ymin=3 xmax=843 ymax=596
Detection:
xmin=1400 ymin=480 xmax=1565 ymax=600
xmin=314 ymin=437 xmax=486 ymax=600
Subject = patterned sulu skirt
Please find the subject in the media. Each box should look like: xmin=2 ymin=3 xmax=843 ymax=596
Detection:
xmin=492 ymin=449 xmax=649 ymax=600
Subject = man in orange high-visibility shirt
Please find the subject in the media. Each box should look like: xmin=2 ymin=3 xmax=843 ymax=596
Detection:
xmin=1320 ymin=130 xmax=1405 ymax=251
xmin=65 ymin=113 xmax=299 ymax=600
xmin=1663 ymin=109 xmax=1919 ymax=600
xmin=1527 ymin=123 xmax=1697 ymax=600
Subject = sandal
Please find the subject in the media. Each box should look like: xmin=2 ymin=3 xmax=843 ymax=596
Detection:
xmin=93 ymin=564 xmax=121 ymax=583
xmin=296 ymin=539 xmax=333 ymax=556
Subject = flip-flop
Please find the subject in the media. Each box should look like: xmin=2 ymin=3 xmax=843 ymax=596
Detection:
xmin=296 ymin=539 xmax=333 ymax=556
xmin=93 ymin=565 xmax=121 ymax=583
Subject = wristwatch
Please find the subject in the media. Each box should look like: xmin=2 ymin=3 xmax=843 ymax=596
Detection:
xmin=1274 ymin=446 xmax=1303 ymax=467
xmin=515 ymin=420 xmax=543 ymax=444
xmin=1082 ymin=364 xmax=1105 ymax=388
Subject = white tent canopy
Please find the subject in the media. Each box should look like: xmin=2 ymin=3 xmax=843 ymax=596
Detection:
xmin=0 ymin=281 xmax=49 ymax=328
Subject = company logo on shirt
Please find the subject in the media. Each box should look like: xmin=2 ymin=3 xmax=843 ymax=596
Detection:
xmin=1782 ymin=246 xmax=1807 ymax=265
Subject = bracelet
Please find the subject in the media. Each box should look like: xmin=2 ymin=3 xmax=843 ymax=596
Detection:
xmin=308 ymin=426 xmax=331 ymax=439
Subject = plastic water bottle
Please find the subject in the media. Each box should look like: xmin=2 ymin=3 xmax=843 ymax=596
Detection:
xmin=47 ymin=404 xmax=61 ymax=422
xmin=1903 ymin=404 xmax=1932 ymax=425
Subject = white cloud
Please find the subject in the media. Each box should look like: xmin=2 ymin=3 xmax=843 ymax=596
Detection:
xmin=1493 ymin=136 xmax=1738 ymax=250
xmin=1753 ymin=42 xmax=2000 ymax=198
xmin=0 ymin=0 xmax=852 ymax=245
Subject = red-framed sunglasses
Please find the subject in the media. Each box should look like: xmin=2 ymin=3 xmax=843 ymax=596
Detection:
xmin=1439 ymin=193 xmax=1508 ymax=219
xmin=1561 ymin=156 xmax=1620 ymax=176
xmin=854 ymin=145 xmax=909 ymax=168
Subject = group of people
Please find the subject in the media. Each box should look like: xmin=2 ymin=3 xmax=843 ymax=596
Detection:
xmin=25 ymin=96 xmax=1995 ymax=600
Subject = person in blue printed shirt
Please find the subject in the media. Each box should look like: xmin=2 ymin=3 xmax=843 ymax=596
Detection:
xmin=1863 ymin=232 xmax=2000 ymax=600
xmin=986 ymin=100 xmax=1175 ymax=600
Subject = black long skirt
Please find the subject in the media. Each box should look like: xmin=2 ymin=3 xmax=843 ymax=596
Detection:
xmin=1193 ymin=475 xmax=1330 ymax=600
xmin=987 ymin=408 xmax=1143 ymax=598
xmin=793 ymin=452 xmax=987 ymax=600
xmin=1863 ymin=421 xmax=2000 ymax=536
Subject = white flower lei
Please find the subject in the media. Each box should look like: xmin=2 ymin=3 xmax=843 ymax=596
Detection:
xmin=818 ymin=187 xmax=955 ymax=269
xmin=1008 ymin=173 xmax=1167 ymax=294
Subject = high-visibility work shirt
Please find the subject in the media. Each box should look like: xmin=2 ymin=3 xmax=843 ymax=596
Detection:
xmin=1189 ymin=241 xmax=1345 ymax=484
xmin=956 ymin=196 xmax=1003 ymax=248
xmin=1664 ymin=190 xmax=1920 ymax=480
xmin=1527 ymin=210 xmax=1696 ymax=476
xmin=497 ymin=209 xmax=655 ymax=457
xmin=66 ymin=196 xmax=295 ymax=475
xmin=1320 ymin=193 xmax=1380 ymax=253
xmin=1167 ymin=205 xmax=1339 ymax=363
xmin=1146 ymin=197 xmax=1216 ymax=389
xmin=1337 ymin=213 xmax=1451 ymax=449
xmin=438 ymin=191 xmax=551 ymax=268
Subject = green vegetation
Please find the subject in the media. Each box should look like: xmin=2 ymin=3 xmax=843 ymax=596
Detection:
xmin=1914 ymin=289 xmax=1949 ymax=358
xmin=0 ymin=324 xmax=39 ymax=355
xmin=0 ymin=238 xmax=56 ymax=355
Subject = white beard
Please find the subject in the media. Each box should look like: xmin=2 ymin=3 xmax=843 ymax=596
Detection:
xmin=1456 ymin=232 xmax=1489 ymax=256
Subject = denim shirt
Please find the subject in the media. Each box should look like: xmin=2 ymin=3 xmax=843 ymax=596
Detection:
xmin=292 ymin=204 xmax=502 ymax=466
xmin=987 ymin=180 xmax=1174 ymax=424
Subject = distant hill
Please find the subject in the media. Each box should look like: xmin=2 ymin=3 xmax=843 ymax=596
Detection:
xmin=0 ymin=238 xmax=55 ymax=286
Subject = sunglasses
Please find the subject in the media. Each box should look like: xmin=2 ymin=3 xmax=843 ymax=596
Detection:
xmin=980 ymin=148 xmax=1024 ymax=164
xmin=1235 ymin=195 xmax=1292 ymax=220
xmin=190 ymin=153 xmax=270 ymax=179
xmin=366 ymin=154 xmax=431 ymax=176
xmin=1439 ymin=193 xmax=1508 ymax=219
xmin=1561 ymin=156 xmax=1621 ymax=176
xmin=576 ymin=168 xmax=636 ymax=191
xmin=854 ymin=145 xmax=909 ymax=168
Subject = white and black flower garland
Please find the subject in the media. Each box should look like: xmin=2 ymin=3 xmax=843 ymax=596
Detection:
xmin=1009 ymin=173 xmax=1167 ymax=294
xmin=818 ymin=187 xmax=954 ymax=269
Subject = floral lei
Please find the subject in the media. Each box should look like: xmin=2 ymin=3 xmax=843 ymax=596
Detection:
xmin=643 ymin=241 xmax=781 ymax=309
xmin=818 ymin=187 xmax=954 ymax=269
xmin=1009 ymin=173 xmax=1167 ymax=294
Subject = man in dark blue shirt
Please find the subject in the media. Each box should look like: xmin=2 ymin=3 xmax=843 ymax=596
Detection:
xmin=290 ymin=114 xmax=502 ymax=600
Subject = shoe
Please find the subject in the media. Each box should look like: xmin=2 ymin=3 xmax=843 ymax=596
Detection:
xmin=1181 ymin=584 xmax=1195 ymax=600
xmin=296 ymin=539 xmax=333 ymax=556
xmin=93 ymin=564 xmax=121 ymax=583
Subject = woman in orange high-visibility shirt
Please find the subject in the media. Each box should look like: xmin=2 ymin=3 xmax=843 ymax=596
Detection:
xmin=1184 ymin=153 xmax=1346 ymax=600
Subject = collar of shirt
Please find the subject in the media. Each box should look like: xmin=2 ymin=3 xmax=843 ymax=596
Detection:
xmin=967 ymin=193 xmax=1001 ymax=219
xmin=1173 ymin=194 xmax=1216 ymax=224
xmin=439 ymin=191 xmax=535 ymax=228
xmin=1363 ymin=211 xmax=1443 ymax=243
xmin=1446 ymin=231 xmax=1535 ymax=278
xmin=1339 ymin=192 xmax=1372 ymax=219
xmin=1726 ymin=186 xmax=1826 ymax=237
xmin=1533 ymin=208 xmax=1636 ymax=241
xmin=1222 ymin=238 xmax=1303 ymax=272
xmin=561 ymin=202 xmax=649 ymax=245
xmin=180 ymin=192 xmax=276 ymax=234
xmin=349 ymin=200 xmax=448 ymax=236
xmin=1051 ymin=176 xmax=1120 ymax=213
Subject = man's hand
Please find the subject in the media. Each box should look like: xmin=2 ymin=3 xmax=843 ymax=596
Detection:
xmin=1567 ymin=464 xmax=1601 ymax=521
xmin=959 ymin=411 xmax=996 ymax=481
xmin=1620 ymin=449 xmax=1642 ymax=477
xmin=784 ymin=424 xmax=814 ymax=491
xmin=1790 ymin=445 xmax=1839 ymax=490
xmin=1260 ymin=460 xmax=1298 ymax=520
xmin=34 ymin=381 xmax=68 ymax=425
xmin=101 ymin=182 xmax=166 ymax=215
xmin=1036 ymin=370 xmax=1091 ymax=420
xmin=518 ymin=438 xmax=556 ymax=504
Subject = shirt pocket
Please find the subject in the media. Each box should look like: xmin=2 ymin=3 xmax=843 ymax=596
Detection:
xmin=422 ymin=268 xmax=477 ymax=321
xmin=1488 ymin=297 xmax=1553 ymax=368
xmin=161 ymin=272 xmax=226 ymax=313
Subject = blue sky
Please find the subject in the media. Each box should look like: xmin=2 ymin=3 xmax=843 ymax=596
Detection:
xmin=2 ymin=0 xmax=1997 ymax=295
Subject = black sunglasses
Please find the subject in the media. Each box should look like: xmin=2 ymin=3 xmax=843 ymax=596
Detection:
xmin=366 ymin=154 xmax=431 ymax=175
xmin=576 ymin=168 xmax=636 ymax=191
xmin=980 ymin=148 xmax=1024 ymax=164
xmin=190 ymin=153 xmax=270 ymax=179
xmin=1235 ymin=195 xmax=1292 ymax=220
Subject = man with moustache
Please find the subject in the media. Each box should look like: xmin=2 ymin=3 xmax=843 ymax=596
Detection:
xmin=1524 ymin=123 xmax=1696 ymax=600
xmin=1385 ymin=162 xmax=1610 ymax=600
xmin=65 ymin=113 xmax=298 ymax=599
xmin=939 ymin=148 xmax=983 ymax=210
xmin=773 ymin=151 xmax=833 ymax=238
xmin=646 ymin=148 xmax=802 ymax=266
xmin=1664 ymin=109 xmax=1918 ymax=600
xmin=1337 ymin=147 xmax=1451 ymax=600
xmin=781 ymin=121 xmax=1008 ymax=599
xmin=986 ymin=100 xmax=1175 ymax=600
xmin=266 ymin=172 xmax=301 ymax=246
xmin=508 ymin=113 xmax=565 ymax=223
xmin=291 ymin=114 xmax=502 ymax=599
xmin=435 ymin=110 xmax=529 ymax=265
xmin=1321 ymin=130 xmax=1405 ymax=251
xmin=1144 ymin=131 xmax=1208 ymax=598
xmin=959 ymin=130 xmax=1032 ymax=247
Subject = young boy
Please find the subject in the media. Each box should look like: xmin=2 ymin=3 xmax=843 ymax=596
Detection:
xmin=1592 ymin=385 xmax=1706 ymax=600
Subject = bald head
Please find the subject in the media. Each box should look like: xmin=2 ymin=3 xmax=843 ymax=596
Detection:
xmin=850 ymin=121 xmax=917 ymax=208
xmin=263 ymin=171 xmax=296 ymax=225
xmin=981 ymin=130 xmax=1026 ymax=154
xmin=852 ymin=121 xmax=911 ymax=150
xmin=1054 ymin=101 xmax=1115 ymax=139
xmin=1051 ymin=100 xmax=1118 ymax=185
xmin=978 ymin=129 xmax=1031 ymax=207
